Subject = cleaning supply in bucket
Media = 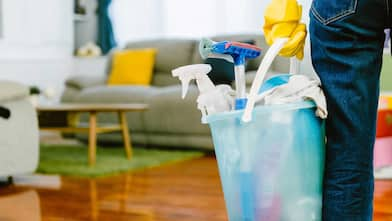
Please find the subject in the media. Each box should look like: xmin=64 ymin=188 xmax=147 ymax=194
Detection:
xmin=256 ymin=74 xmax=328 ymax=119
xmin=172 ymin=64 xmax=235 ymax=124
xmin=171 ymin=2 xmax=325 ymax=218
xmin=171 ymin=41 xmax=326 ymax=220
xmin=199 ymin=38 xmax=262 ymax=110
xmin=242 ymin=38 xmax=291 ymax=122
xmin=208 ymin=40 xmax=325 ymax=220
xmin=259 ymin=74 xmax=291 ymax=94
xmin=199 ymin=39 xmax=263 ymax=220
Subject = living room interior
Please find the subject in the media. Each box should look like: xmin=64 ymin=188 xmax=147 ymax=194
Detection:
xmin=1 ymin=0 xmax=392 ymax=220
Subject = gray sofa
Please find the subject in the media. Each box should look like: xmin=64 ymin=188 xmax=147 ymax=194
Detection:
xmin=62 ymin=34 xmax=289 ymax=150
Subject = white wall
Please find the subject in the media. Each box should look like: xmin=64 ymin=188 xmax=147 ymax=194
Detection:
xmin=111 ymin=0 xmax=165 ymax=45
xmin=111 ymin=0 xmax=269 ymax=42
xmin=0 ymin=0 xmax=73 ymax=59
xmin=0 ymin=0 xmax=74 ymax=97
xmin=163 ymin=0 xmax=264 ymax=38
xmin=163 ymin=0 xmax=221 ymax=38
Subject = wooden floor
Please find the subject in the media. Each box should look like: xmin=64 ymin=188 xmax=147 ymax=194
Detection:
xmin=0 ymin=156 xmax=391 ymax=221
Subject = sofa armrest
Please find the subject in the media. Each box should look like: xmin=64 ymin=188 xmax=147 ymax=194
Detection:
xmin=0 ymin=81 xmax=29 ymax=102
xmin=65 ymin=75 xmax=107 ymax=90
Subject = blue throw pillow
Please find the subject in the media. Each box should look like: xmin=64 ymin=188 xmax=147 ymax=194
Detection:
xmin=204 ymin=40 xmax=256 ymax=85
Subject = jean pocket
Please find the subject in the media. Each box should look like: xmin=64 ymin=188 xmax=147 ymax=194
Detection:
xmin=311 ymin=0 xmax=358 ymax=25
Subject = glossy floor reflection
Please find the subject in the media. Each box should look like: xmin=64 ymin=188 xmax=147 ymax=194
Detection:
xmin=0 ymin=157 xmax=227 ymax=221
xmin=0 ymin=156 xmax=391 ymax=221
xmin=0 ymin=190 xmax=41 ymax=220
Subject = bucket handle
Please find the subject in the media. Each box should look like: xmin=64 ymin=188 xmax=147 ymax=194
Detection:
xmin=242 ymin=38 xmax=299 ymax=122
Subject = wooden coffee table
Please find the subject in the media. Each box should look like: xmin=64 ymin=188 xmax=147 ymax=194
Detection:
xmin=37 ymin=103 xmax=149 ymax=166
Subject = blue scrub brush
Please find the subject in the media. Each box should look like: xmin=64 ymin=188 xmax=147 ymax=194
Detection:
xmin=200 ymin=38 xmax=262 ymax=110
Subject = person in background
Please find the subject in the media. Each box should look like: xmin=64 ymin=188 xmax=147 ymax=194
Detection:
xmin=264 ymin=0 xmax=389 ymax=220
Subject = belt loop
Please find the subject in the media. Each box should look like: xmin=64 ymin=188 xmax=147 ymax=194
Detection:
xmin=386 ymin=0 xmax=392 ymax=55
xmin=389 ymin=29 xmax=392 ymax=55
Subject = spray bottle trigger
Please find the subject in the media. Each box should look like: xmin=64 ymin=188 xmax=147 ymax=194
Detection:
xmin=179 ymin=76 xmax=190 ymax=99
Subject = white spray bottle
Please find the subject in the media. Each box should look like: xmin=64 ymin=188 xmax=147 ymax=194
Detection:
xmin=172 ymin=64 xmax=234 ymax=124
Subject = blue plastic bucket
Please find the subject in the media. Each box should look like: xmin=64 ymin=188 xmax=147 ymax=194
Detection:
xmin=207 ymin=101 xmax=325 ymax=221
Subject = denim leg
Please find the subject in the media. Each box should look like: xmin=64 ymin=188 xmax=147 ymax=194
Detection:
xmin=309 ymin=0 xmax=388 ymax=220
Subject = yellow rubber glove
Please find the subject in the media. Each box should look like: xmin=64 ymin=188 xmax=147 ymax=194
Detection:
xmin=264 ymin=0 xmax=307 ymax=60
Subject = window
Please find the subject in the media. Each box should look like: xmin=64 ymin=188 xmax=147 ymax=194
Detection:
xmin=110 ymin=0 xmax=267 ymax=46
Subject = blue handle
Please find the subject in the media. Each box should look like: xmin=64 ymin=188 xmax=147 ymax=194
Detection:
xmin=235 ymin=98 xmax=248 ymax=110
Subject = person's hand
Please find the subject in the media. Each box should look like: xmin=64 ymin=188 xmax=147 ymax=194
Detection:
xmin=264 ymin=0 xmax=307 ymax=60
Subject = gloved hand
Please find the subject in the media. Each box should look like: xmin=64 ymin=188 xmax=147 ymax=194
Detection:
xmin=264 ymin=0 xmax=307 ymax=60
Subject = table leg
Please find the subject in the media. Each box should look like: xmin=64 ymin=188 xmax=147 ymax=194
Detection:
xmin=89 ymin=111 xmax=97 ymax=166
xmin=119 ymin=111 xmax=132 ymax=159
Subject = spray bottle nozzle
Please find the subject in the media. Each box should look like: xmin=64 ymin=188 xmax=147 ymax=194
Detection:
xmin=172 ymin=64 xmax=235 ymax=123
xmin=199 ymin=38 xmax=216 ymax=59
xmin=172 ymin=64 xmax=212 ymax=99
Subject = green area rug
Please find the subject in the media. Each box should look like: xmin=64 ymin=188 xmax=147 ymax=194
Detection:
xmin=37 ymin=145 xmax=204 ymax=178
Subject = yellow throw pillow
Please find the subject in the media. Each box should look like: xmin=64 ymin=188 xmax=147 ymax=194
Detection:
xmin=107 ymin=48 xmax=157 ymax=86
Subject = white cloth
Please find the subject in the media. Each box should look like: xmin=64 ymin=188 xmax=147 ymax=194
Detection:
xmin=256 ymin=75 xmax=328 ymax=119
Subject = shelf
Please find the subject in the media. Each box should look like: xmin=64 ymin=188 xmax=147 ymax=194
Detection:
xmin=73 ymin=14 xmax=88 ymax=22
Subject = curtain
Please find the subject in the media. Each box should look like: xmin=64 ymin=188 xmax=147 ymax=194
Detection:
xmin=97 ymin=0 xmax=117 ymax=54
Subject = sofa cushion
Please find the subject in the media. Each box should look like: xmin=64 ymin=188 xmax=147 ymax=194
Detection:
xmin=144 ymin=85 xmax=210 ymax=135
xmin=74 ymin=85 xmax=158 ymax=103
xmin=65 ymin=75 xmax=107 ymax=90
xmin=151 ymin=72 xmax=181 ymax=87
xmin=107 ymin=48 xmax=157 ymax=86
xmin=191 ymin=42 xmax=204 ymax=65
xmin=0 ymin=81 xmax=29 ymax=102
xmin=125 ymin=39 xmax=197 ymax=73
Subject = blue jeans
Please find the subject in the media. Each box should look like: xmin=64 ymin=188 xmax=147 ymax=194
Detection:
xmin=309 ymin=0 xmax=390 ymax=220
